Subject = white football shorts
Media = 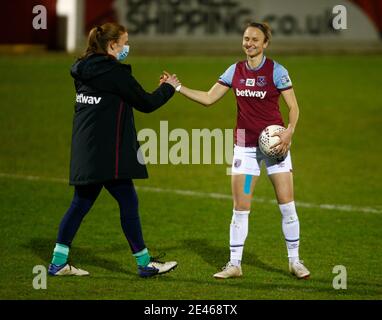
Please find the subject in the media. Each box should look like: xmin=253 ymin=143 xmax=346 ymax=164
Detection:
xmin=231 ymin=145 xmax=293 ymax=176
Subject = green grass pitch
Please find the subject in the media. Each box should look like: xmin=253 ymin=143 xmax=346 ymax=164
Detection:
xmin=0 ymin=53 xmax=381 ymax=299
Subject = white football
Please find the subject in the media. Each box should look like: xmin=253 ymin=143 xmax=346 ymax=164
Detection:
xmin=258 ymin=125 xmax=289 ymax=160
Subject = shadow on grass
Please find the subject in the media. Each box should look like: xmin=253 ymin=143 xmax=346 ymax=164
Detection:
xmin=182 ymin=238 xmax=291 ymax=277
xmin=25 ymin=238 xmax=134 ymax=275
xmin=174 ymin=238 xmax=382 ymax=297
xmin=22 ymin=238 xmax=382 ymax=297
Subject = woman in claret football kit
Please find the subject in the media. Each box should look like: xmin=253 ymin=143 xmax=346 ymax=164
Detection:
xmin=174 ymin=22 xmax=310 ymax=279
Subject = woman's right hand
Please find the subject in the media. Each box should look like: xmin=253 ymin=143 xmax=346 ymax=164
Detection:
xmin=159 ymin=71 xmax=169 ymax=85
xmin=162 ymin=71 xmax=181 ymax=89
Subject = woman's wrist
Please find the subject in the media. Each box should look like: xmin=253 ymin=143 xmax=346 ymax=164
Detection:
xmin=175 ymin=84 xmax=182 ymax=92
xmin=287 ymin=124 xmax=295 ymax=134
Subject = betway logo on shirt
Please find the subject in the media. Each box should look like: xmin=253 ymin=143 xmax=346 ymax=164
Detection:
xmin=235 ymin=88 xmax=266 ymax=99
xmin=76 ymin=93 xmax=102 ymax=104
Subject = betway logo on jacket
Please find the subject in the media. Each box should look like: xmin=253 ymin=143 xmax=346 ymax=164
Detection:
xmin=235 ymin=88 xmax=266 ymax=99
xmin=76 ymin=93 xmax=102 ymax=104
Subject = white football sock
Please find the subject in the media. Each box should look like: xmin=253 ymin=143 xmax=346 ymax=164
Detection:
xmin=279 ymin=201 xmax=300 ymax=263
xmin=230 ymin=209 xmax=250 ymax=266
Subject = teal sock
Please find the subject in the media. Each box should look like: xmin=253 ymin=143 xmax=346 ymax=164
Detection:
xmin=51 ymin=243 xmax=69 ymax=266
xmin=133 ymin=248 xmax=151 ymax=267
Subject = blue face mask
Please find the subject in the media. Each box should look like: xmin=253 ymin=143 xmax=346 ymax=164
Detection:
xmin=117 ymin=45 xmax=130 ymax=61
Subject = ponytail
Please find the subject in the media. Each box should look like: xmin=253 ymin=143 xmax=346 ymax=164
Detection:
xmin=80 ymin=23 xmax=127 ymax=59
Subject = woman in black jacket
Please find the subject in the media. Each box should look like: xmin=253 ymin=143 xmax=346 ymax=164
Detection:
xmin=48 ymin=23 xmax=180 ymax=278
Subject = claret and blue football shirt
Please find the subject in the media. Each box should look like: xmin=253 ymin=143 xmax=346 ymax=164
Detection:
xmin=218 ymin=56 xmax=293 ymax=147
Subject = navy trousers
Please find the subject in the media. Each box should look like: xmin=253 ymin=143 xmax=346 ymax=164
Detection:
xmin=56 ymin=179 xmax=145 ymax=254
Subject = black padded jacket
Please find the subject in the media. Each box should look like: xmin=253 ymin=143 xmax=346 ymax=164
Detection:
xmin=69 ymin=53 xmax=174 ymax=185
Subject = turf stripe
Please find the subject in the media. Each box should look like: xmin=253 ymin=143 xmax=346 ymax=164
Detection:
xmin=1 ymin=172 xmax=381 ymax=214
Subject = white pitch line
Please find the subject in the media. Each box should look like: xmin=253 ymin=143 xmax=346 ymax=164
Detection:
xmin=1 ymin=172 xmax=381 ymax=214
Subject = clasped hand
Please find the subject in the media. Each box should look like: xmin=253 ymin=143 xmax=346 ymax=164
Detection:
xmin=159 ymin=71 xmax=181 ymax=89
